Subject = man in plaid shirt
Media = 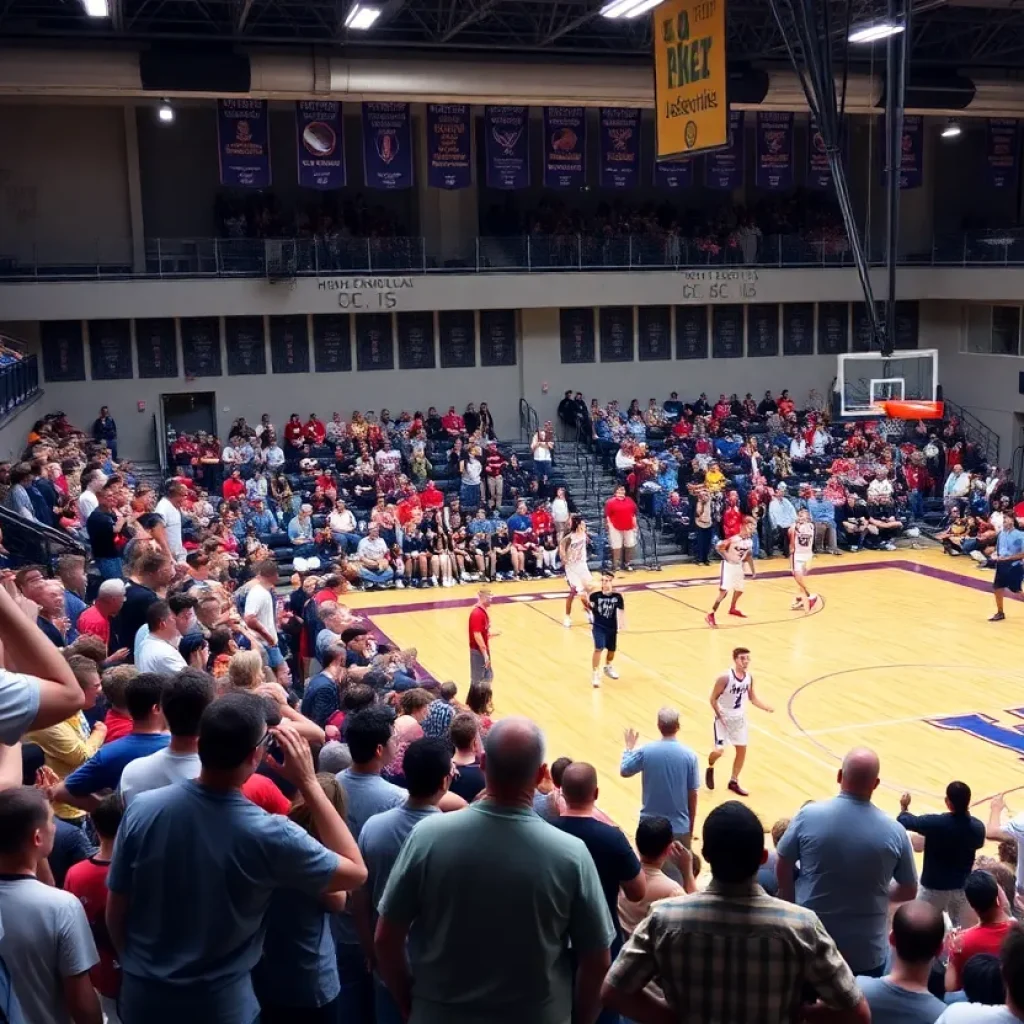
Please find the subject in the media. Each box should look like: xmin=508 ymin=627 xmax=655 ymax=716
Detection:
xmin=601 ymin=801 xmax=869 ymax=1024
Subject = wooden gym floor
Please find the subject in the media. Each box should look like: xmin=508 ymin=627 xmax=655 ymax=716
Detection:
xmin=345 ymin=549 xmax=1024 ymax=852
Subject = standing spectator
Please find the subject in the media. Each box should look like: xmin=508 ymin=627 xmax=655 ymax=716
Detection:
xmin=945 ymin=870 xmax=1016 ymax=993
xmin=299 ymin=644 xmax=348 ymax=728
xmin=154 ymin=483 xmax=187 ymax=563
xmin=243 ymin=560 xmax=289 ymax=685
xmin=897 ymin=784 xmax=985 ymax=927
xmin=856 ymin=902 xmax=947 ymax=1024
xmin=63 ymin=793 xmax=125 ymax=1023
xmin=374 ymin=717 xmax=615 ymax=1024
xmin=989 ymin=514 xmax=1024 ymax=622
xmin=936 ymin=926 xmax=1024 ymax=1023
xmin=98 ymin=665 xmax=137 ymax=744
xmin=113 ymin=549 xmax=170 ymax=661
xmin=619 ymin=708 xmax=700 ymax=867
xmin=92 ymin=405 xmax=118 ymax=460
xmin=0 ymin=787 xmax=101 ymax=1024
xmin=531 ymin=424 xmax=555 ymax=476
xmin=693 ymin=485 xmax=713 ymax=565
xmin=77 ymin=468 xmax=106 ymax=525
xmin=104 ymin=694 xmax=366 ymax=1024
xmin=468 ymin=587 xmax=495 ymax=684
xmin=485 ymin=442 xmax=506 ymax=509
xmin=354 ymin=736 xmax=453 ymax=1024
xmin=601 ymin=801 xmax=869 ymax=1024
xmin=605 ymin=483 xmax=639 ymax=572
xmin=776 ymin=747 xmax=919 ymax=976
xmin=58 ymin=555 xmax=89 ymax=632
xmin=87 ymin=479 xmax=133 ymax=582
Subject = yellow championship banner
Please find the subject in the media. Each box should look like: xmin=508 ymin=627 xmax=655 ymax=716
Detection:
xmin=654 ymin=0 xmax=728 ymax=160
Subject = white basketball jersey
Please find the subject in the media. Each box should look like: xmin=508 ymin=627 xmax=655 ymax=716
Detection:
xmin=724 ymin=537 xmax=753 ymax=564
xmin=794 ymin=522 xmax=814 ymax=554
xmin=565 ymin=533 xmax=587 ymax=566
xmin=716 ymin=668 xmax=751 ymax=719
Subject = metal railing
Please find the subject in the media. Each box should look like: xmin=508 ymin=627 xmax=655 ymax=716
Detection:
xmin=518 ymin=397 xmax=539 ymax=444
xmin=7 ymin=229 xmax=1024 ymax=281
xmin=0 ymin=504 xmax=84 ymax=569
xmin=944 ymin=397 xmax=1001 ymax=467
xmin=0 ymin=356 xmax=39 ymax=417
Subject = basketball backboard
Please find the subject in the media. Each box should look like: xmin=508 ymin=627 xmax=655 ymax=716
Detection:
xmin=836 ymin=349 xmax=938 ymax=420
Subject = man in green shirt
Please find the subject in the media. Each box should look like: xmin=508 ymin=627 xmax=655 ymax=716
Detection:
xmin=374 ymin=716 xmax=615 ymax=1024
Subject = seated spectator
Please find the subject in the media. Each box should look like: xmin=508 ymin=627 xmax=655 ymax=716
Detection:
xmin=768 ymin=484 xmax=797 ymax=556
xmin=936 ymin=927 xmax=1024 ymax=1022
xmin=448 ymin=711 xmax=485 ymax=802
xmin=946 ymin=870 xmax=1016 ymax=993
xmin=601 ymin=801 xmax=869 ymax=1024
xmin=136 ymin=601 xmax=187 ymax=675
xmin=355 ymin=524 xmax=397 ymax=590
xmin=808 ymin=486 xmax=842 ymax=555
xmin=0 ymin=786 xmax=101 ymax=1024
xmin=77 ymin=579 xmax=126 ymax=654
xmin=867 ymin=499 xmax=904 ymax=551
xmin=100 ymin=665 xmax=138 ymax=744
xmin=838 ymin=492 xmax=870 ymax=551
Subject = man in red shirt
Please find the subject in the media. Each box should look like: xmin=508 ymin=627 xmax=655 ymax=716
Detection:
xmin=222 ymin=468 xmax=246 ymax=502
xmin=468 ymin=588 xmax=496 ymax=684
xmin=721 ymin=491 xmax=743 ymax=539
xmin=305 ymin=413 xmax=326 ymax=445
xmin=946 ymin=869 xmax=1015 ymax=991
xmin=442 ymin=407 xmax=464 ymax=437
xmin=484 ymin=442 xmax=506 ymax=508
xmin=77 ymin=580 xmax=126 ymax=654
xmin=64 ymin=792 xmax=124 ymax=1020
xmin=712 ymin=394 xmax=730 ymax=421
xmin=531 ymin=503 xmax=554 ymax=538
xmin=604 ymin=484 xmax=639 ymax=572
xmin=420 ymin=481 xmax=444 ymax=510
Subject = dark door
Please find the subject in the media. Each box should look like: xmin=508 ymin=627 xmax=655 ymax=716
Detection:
xmin=162 ymin=391 xmax=217 ymax=438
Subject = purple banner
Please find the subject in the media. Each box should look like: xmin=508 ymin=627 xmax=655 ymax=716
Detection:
xmin=295 ymin=101 xmax=345 ymax=190
xmin=807 ymin=116 xmax=831 ymax=190
xmin=543 ymin=107 xmax=586 ymax=189
xmin=654 ymin=156 xmax=693 ymax=189
xmin=362 ymin=102 xmax=413 ymax=191
xmin=217 ymin=99 xmax=271 ymax=188
xmin=755 ymin=111 xmax=794 ymax=190
xmin=427 ymin=104 xmax=471 ymax=190
xmin=705 ymin=110 xmax=744 ymax=190
xmin=599 ymin=108 xmax=641 ymax=189
xmin=881 ymin=114 xmax=924 ymax=190
xmin=485 ymin=106 xmax=530 ymax=190
xmin=987 ymin=119 xmax=1020 ymax=190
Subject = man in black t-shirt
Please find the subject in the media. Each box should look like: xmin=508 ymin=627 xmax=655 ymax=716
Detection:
xmin=554 ymin=762 xmax=644 ymax=958
xmin=590 ymin=571 xmax=625 ymax=689
xmin=112 ymin=548 xmax=171 ymax=660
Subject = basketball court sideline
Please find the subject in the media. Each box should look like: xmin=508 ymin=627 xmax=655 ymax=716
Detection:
xmin=345 ymin=548 xmax=1024 ymax=849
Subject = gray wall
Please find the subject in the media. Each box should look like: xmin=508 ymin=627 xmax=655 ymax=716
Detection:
xmin=0 ymin=104 xmax=132 ymax=264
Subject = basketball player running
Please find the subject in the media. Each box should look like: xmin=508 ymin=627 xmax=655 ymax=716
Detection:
xmin=705 ymin=646 xmax=774 ymax=797
xmin=590 ymin=571 xmax=625 ymax=688
xmin=788 ymin=508 xmax=820 ymax=613
xmin=706 ymin=517 xmax=756 ymax=628
xmin=560 ymin=515 xmax=594 ymax=628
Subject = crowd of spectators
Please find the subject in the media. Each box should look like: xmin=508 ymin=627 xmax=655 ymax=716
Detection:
xmin=561 ymin=386 xmax=1014 ymax=566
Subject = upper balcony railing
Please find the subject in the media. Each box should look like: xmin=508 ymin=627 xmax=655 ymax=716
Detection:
xmin=2 ymin=229 xmax=1024 ymax=281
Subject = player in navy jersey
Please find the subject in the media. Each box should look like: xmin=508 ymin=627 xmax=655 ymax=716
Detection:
xmin=590 ymin=571 xmax=625 ymax=689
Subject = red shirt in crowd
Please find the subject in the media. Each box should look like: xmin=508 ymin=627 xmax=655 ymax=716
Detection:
xmin=305 ymin=419 xmax=326 ymax=444
xmin=605 ymin=495 xmax=638 ymax=532
xmin=421 ymin=484 xmax=444 ymax=509
xmin=64 ymin=857 xmax=120 ymax=998
xmin=485 ymin=450 xmax=506 ymax=477
xmin=102 ymin=708 xmax=135 ymax=744
xmin=442 ymin=411 xmax=464 ymax=434
xmin=284 ymin=421 xmax=304 ymax=447
xmin=241 ymin=773 xmax=291 ymax=815
xmin=713 ymin=400 xmax=730 ymax=420
xmin=468 ymin=605 xmax=490 ymax=653
xmin=531 ymin=508 xmax=553 ymax=535
xmin=672 ymin=419 xmax=692 ymax=438
xmin=223 ymin=477 xmax=246 ymax=502
xmin=77 ymin=606 xmax=111 ymax=649
xmin=949 ymin=920 xmax=1015 ymax=989
xmin=778 ymin=397 xmax=795 ymax=416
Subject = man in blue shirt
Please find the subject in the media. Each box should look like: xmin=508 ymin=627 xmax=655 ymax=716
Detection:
xmin=768 ymin=484 xmax=798 ymax=556
xmin=105 ymin=692 xmax=365 ymax=1024
xmin=990 ymin=515 xmax=1024 ymax=621
xmin=620 ymin=708 xmax=700 ymax=878
xmin=506 ymin=501 xmax=531 ymax=537
xmin=807 ymin=487 xmax=841 ymax=555
xmin=246 ymin=499 xmax=278 ymax=537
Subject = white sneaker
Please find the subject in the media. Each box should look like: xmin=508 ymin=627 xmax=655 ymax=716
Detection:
xmin=592 ymin=672 xmax=601 ymax=688
xmin=604 ymin=665 xmax=620 ymax=680
xmin=970 ymin=550 xmax=987 ymax=563
xmin=431 ymin=576 xmax=439 ymax=587
xmin=394 ymin=579 xmax=405 ymax=589
xmin=563 ymin=616 xmax=572 ymax=628
xmin=443 ymin=578 xmax=454 ymax=588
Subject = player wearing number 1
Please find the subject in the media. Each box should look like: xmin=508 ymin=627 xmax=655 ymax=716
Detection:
xmin=705 ymin=647 xmax=773 ymax=797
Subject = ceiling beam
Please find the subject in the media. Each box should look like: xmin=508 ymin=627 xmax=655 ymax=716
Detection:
xmin=236 ymin=0 xmax=255 ymax=29
xmin=439 ymin=0 xmax=500 ymax=41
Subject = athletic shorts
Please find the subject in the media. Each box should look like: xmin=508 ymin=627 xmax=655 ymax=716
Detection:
xmin=592 ymin=625 xmax=617 ymax=653
xmin=994 ymin=561 xmax=1024 ymax=593
xmin=566 ymin=564 xmax=593 ymax=595
xmin=714 ymin=716 xmax=748 ymax=748
xmin=607 ymin=524 xmax=637 ymax=549
xmin=719 ymin=561 xmax=746 ymax=593
xmin=792 ymin=554 xmax=814 ymax=574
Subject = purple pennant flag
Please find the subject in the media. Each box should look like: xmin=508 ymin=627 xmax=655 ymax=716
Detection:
xmin=543 ymin=107 xmax=587 ymax=189
xmin=362 ymin=102 xmax=413 ymax=190
xmin=705 ymin=110 xmax=744 ymax=190
xmin=295 ymin=101 xmax=345 ymax=190
xmin=881 ymin=114 xmax=924 ymax=189
xmin=217 ymin=99 xmax=271 ymax=188
xmin=807 ymin=115 xmax=831 ymax=190
xmin=987 ymin=119 xmax=1020 ymax=190
xmin=599 ymin=108 xmax=641 ymax=189
xmin=755 ymin=111 xmax=794 ymax=190
xmin=427 ymin=104 xmax=471 ymax=190
xmin=485 ymin=106 xmax=530 ymax=189
xmin=654 ymin=156 xmax=693 ymax=189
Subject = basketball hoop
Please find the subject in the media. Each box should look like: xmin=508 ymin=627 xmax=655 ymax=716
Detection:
xmin=880 ymin=400 xmax=944 ymax=420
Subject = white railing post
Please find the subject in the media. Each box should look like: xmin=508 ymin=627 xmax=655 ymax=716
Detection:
xmin=527 ymin=235 xmax=532 ymax=272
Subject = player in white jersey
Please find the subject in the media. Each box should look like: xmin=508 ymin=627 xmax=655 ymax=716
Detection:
xmin=788 ymin=508 xmax=820 ymax=613
xmin=705 ymin=647 xmax=774 ymax=797
xmin=559 ymin=515 xmax=594 ymax=627
xmin=706 ymin=518 xmax=757 ymax=628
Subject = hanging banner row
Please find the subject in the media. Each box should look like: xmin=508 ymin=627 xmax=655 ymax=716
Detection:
xmin=217 ymin=101 xmax=1024 ymax=193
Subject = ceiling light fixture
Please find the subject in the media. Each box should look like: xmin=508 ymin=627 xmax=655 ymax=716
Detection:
xmin=600 ymin=0 xmax=662 ymax=19
xmin=848 ymin=20 xmax=904 ymax=43
xmin=343 ymin=3 xmax=381 ymax=29
xmin=81 ymin=0 xmax=109 ymax=16
xmin=158 ymin=101 xmax=175 ymax=124
xmin=941 ymin=121 xmax=962 ymax=138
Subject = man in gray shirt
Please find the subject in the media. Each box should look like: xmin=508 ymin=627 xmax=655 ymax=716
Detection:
xmin=355 ymin=737 xmax=450 ymax=1024
xmin=0 ymin=787 xmax=100 ymax=1024
xmin=375 ymin=717 xmax=616 ymax=1024
xmin=857 ymin=902 xmax=947 ymax=1024
xmin=777 ymin=747 xmax=918 ymax=975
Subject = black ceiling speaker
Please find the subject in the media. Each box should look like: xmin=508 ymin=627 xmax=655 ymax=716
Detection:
xmin=140 ymin=44 xmax=251 ymax=94
xmin=877 ymin=71 xmax=976 ymax=111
